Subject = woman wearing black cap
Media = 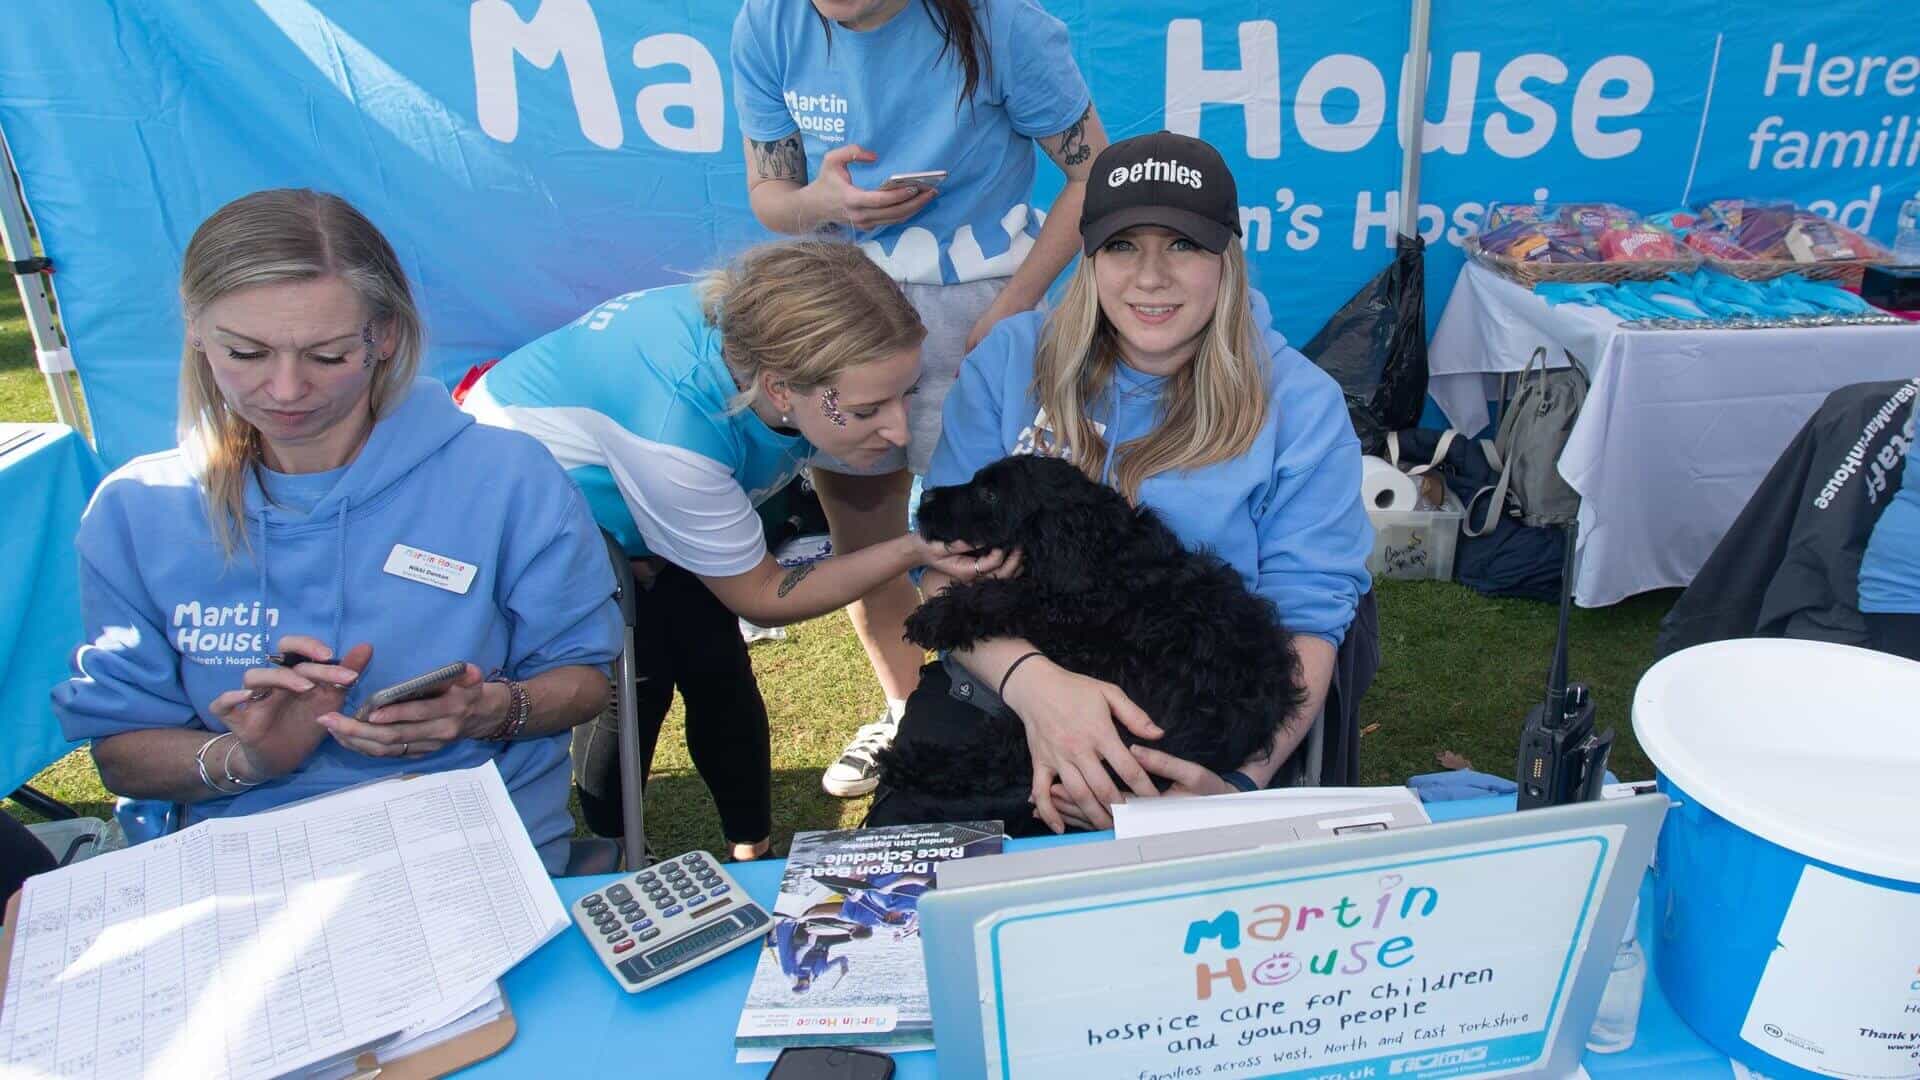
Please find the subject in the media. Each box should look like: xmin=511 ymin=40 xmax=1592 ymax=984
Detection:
xmin=884 ymin=131 xmax=1375 ymax=834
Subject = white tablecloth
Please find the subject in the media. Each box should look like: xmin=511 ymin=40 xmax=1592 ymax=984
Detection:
xmin=1429 ymin=261 xmax=1920 ymax=606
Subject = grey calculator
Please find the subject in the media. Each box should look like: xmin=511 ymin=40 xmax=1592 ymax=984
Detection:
xmin=571 ymin=851 xmax=771 ymax=992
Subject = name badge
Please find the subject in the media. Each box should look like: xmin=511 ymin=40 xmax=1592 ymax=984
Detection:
xmin=383 ymin=544 xmax=477 ymax=595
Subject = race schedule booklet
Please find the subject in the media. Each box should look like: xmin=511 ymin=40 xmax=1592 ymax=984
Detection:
xmin=735 ymin=821 xmax=1003 ymax=1062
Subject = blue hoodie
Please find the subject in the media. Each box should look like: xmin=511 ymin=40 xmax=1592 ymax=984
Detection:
xmin=53 ymin=378 xmax=621 ymax=870
xmin=1859 ymin=407 xmax=1920 ymax=614
xmin=927 ymin=293 xmax=1372 ymax=644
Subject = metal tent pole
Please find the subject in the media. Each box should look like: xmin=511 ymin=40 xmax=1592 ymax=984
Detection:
xmin=1396 ymin=0 xmax=1433 ymax=241
xmin=0 ymin=123 xmax=85 ymax=433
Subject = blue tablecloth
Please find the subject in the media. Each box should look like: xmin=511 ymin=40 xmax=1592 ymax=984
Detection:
xmin=0 ymin=424 xmax=102 ymax=796
xmin=479 ymin=797 xmax=1737 ymax=1078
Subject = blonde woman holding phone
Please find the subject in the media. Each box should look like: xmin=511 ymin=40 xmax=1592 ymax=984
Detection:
xmin=731 ymin=0 xmax=1108 ymax=797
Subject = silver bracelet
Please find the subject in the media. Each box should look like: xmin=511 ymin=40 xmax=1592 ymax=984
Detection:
xmin=220 ymin=733 xmax=265 ymax=789
xmin=196 ymin=732 xmax=238 ymax=794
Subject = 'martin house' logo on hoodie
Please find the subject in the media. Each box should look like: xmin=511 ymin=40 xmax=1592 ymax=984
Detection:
xmin=173 ymin=599 xmax=281 ymax=663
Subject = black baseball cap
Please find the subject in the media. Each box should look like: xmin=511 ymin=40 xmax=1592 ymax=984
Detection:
xmin=1080 ymin=131 xmax=1240 ymax=255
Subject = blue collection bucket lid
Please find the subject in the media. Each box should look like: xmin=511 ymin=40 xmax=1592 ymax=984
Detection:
xmin=1633 ymin=638 xmax=1920 ymax=884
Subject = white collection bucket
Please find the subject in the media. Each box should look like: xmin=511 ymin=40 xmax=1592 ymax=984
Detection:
xmin=1634 ymin=639 xmax=1920 ymax=1080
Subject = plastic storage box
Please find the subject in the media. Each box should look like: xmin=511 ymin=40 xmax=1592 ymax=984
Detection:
xmin=1365 ymin=489 xmax=1462 ymax=581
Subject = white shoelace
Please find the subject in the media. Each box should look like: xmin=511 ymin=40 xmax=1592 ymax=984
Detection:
xmin=838 ymin=719 xmax=898 ymax=763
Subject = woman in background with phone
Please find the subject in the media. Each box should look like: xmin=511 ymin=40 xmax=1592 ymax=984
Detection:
xmin=731 ymin=0 xmax=1109 ymax=798
xmin=462 ymin=239 xmax=1010 ymax=862
xmin=53 ymin=189 xmax=623 ymax=874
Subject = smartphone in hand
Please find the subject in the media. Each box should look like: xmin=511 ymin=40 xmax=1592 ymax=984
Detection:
xmin=356 ymin=661 xmax=468 ymax=720
xmin=879 ymin=170 xmax=947 ymax=194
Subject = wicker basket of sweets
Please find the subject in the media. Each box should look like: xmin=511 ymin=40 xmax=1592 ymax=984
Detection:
xmin=1700 ymin=256 xmax=1888 ymax=289
xmin=1466 ymin=236 xmax=1702 ymax=288
xmin=1684 ymin=201 xmax=1891 ymax=288
xmin=1466 ymin=202 xmax=1701 ymax=287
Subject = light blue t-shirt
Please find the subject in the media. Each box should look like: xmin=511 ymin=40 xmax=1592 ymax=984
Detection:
xmin=257 ymin=462 xmax=348 ymax=517
xmin=1858 ymin=406 xmax=1920 ymax=614
xmin=928 ymin=292 xmax=1374 ymax=644
xmin=465 ymin=286 xmax=813 ymax=577
xmin=731 ymin=0 xmax=1089 ymax=286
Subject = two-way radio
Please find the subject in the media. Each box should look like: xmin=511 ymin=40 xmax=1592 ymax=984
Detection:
xmin=1516 ymin=522 xmax=1616 ymax=810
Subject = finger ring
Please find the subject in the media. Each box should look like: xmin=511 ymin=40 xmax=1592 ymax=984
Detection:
xmin=400 ymin=742 xmax=410 ymax=756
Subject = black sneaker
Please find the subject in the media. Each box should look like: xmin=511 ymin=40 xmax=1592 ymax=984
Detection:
xmin=822 ymin=712 xmax=897 ymax=797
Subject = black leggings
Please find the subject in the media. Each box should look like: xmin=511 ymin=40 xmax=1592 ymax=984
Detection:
xmin=572 ymin=562 xmax=772 ymax=844
xmin=1866 ymin=612 xmax=1920 ymax=663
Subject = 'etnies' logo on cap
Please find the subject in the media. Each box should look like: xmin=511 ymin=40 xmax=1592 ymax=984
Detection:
xmin=1081 ymin=131 xmax=1241 ymax=255
xmin=1106 ymin=157 xmax=1205 ymax=191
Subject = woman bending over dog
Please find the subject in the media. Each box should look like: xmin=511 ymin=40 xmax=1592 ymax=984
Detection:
xmin=895 ymin=132 xmax=1374 ymax=834
xmin=463 ymin=240 xmax=1010 ymax=861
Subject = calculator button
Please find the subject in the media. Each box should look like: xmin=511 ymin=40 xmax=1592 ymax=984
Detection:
xmin=681 ymin=854 xmax=703 ymax=865
xmin=584 ymin=894 xmax=607 ymax=906
xmin=638 ymin=871 xmax=657 ymax=883
xmin=686 ymin=894 xmax=707 ymax=906
xmin=661 ymin=905 xmax=682 ymax=918
xmin=638 ymin=927 xmax=660 ymax=941
xmin=709 ymin=884 xmax=731 ymax=896
xmin=618 ymin=901 xmax=642 ymax=913
xmin=605 ymin=885 xmax=633 ymax=903
xmin=612 ymin=939 xmax=635 ymax=954
xmin=634 ymin=918 xmax=653 ymax=930
xmin=605 ymin=929 xmax=629 ymax=943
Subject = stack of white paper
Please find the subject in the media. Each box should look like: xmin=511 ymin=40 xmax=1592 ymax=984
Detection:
xmin=0 ymin=763 xmax=567 ymax=1080
xmin=1111 ymin=785 xmax=1429 ymax=839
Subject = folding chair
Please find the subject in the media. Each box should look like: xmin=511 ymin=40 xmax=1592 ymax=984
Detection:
xmin=599 ymin=530 xmax=648 ymax=870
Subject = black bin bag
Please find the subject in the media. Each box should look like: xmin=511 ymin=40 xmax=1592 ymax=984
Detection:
xmin=1301 ymin=233 xmax=1428 ymax=456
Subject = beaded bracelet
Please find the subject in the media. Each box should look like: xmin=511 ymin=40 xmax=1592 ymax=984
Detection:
xmin=481 ymin=677 xmax=531 ymax=741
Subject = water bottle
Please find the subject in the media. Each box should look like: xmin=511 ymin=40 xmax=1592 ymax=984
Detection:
xmin=1896 ymin=191 xmax=1920 ymax=264
xmin=1586 ymin=899 xmax=1647 ymax=1053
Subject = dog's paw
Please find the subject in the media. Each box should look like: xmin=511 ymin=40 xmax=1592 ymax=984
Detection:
xmin=904 ymin=597 xmax=974 ymax=651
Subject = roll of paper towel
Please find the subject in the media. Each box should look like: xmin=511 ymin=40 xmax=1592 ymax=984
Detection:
xmin=1361 ymin=455 xmax=1420 ymax=513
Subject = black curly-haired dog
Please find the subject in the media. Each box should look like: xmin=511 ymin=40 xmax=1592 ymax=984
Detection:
xmin=871 ymin=454 xmax=1303 ymax=834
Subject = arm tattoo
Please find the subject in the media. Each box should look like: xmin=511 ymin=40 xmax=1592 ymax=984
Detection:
xmin=749 ymin=133 xmax=807 ymax=183
xmin=776 ymin=561 xmax=817 ymax=599
xmin=1046 ymin=105 xmax=1094 ymax=169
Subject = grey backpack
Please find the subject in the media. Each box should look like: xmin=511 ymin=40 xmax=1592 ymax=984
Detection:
xmin=1466 ymin=346 xmax=1589 ymax=536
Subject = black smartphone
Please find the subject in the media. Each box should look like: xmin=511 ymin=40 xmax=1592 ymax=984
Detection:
xmin=355 ymin=661 xmax=468 ymax=720
xmin=766 ymin=1047 xmax=895 ymax=1080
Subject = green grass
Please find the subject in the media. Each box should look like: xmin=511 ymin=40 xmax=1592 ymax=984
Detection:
xmin=0 ymin=276 xmax=78 ymax=425
xmin=0 ymin=277 xmax=1677 ymax=854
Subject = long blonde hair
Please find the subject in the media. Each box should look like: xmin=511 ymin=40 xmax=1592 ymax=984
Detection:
xmin=1031 ymin=241 xmax=1269 ymax=501
xmin=699 ymin=239 xmax=924 ymax=412
xmin=178 ymin=189 xmax=423 ymax=557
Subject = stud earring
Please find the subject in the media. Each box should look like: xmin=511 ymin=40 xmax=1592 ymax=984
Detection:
xmin=191 ymin=338 xmax=203 ymax=351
